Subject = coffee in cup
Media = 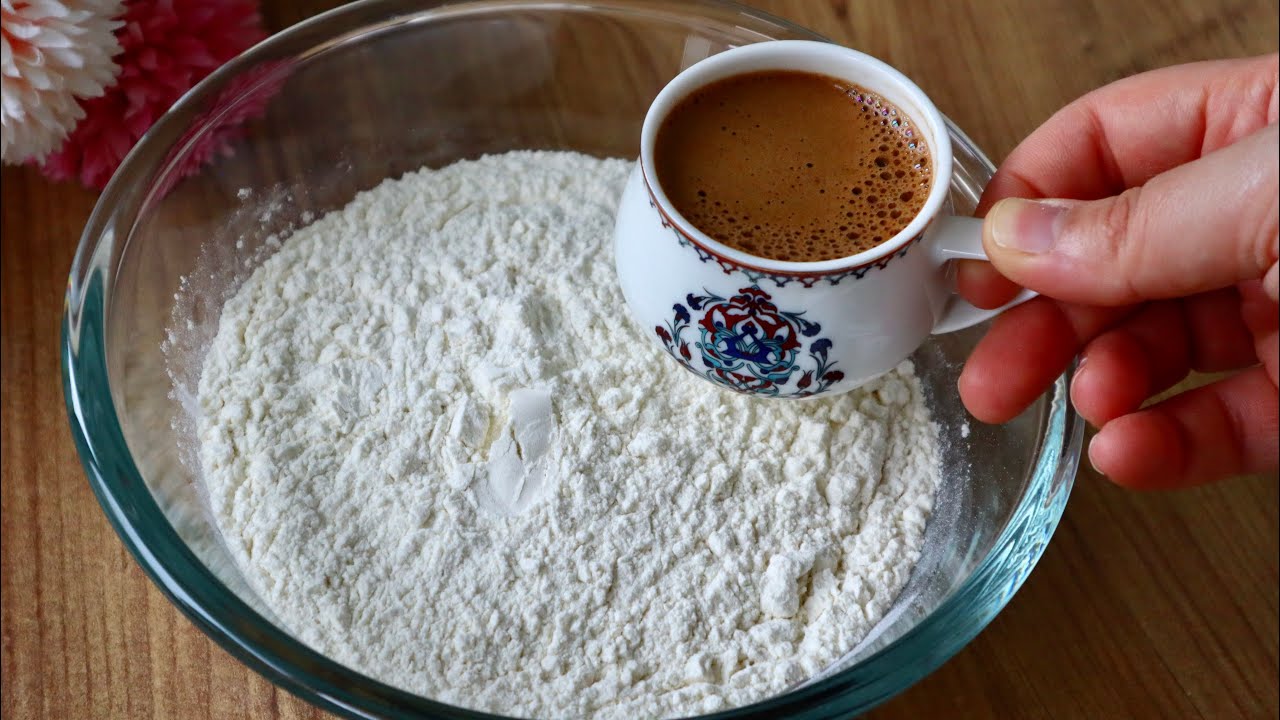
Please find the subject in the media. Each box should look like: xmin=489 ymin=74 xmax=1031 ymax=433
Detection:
xmin=653 ymin=70 xmax=932 ymax=262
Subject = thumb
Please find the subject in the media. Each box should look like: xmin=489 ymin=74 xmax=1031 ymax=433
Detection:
xmin=982 ymin=124 xmax=1279 ymax=306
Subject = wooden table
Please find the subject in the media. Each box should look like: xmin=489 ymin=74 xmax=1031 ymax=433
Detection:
xmin=2 ymin=1 xmax=1276 ymax=717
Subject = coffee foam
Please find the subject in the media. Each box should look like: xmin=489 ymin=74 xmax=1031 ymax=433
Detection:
xmin=655 ymin=71 xmax=931 ymax=262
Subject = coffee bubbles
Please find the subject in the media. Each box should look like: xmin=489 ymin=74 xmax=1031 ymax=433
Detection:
xmin=655 ymin=71 xmax=931 ymax=262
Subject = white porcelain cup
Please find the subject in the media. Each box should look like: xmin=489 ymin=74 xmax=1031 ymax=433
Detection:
xmin=614 ymin=40 xmax=1034 ymax=399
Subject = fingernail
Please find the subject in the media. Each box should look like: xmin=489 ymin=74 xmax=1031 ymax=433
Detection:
xmin=1085 ymin=435 xmax=1105 ymax=474
xmin=1071 ymin=357 xmax=1088 ymax=388
xmin=987 ymin=198 xmax=1072 ymax=254
xmin=1264 ymin=262 xmax=1279 ymax=303
xmin=1068 ymin=358 xmax=1088 ymax=412
xmin=1087 ymin=431 xmax=1107 ymax=476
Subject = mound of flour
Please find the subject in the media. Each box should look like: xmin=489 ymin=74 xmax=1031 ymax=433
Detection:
xmin=198 ymin=151 xmax=939 ymax=718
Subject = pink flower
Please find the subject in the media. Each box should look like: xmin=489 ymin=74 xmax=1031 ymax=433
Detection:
xmin=38 ymin=0 xmax=265 ymax=189
xmin=151 ymin=58 xmax=290 ymax=198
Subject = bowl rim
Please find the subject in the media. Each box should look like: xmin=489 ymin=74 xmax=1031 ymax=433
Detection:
xmin=61 ymin=1 xmax=1082 ymax=718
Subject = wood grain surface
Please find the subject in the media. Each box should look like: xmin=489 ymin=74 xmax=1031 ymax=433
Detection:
xmin=2 ymin=1 xmax=1277 ymax=718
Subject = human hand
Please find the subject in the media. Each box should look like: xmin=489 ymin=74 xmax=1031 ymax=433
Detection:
xmin=957 ymin=54 xmax=1278 ymax=489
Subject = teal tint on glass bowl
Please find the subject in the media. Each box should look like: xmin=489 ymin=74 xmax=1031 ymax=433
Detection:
xmin=62 ymin=1 xmax=1082 ymax=717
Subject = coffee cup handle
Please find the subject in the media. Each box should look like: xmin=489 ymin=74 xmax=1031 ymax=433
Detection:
xmin=926 ymin=215 xmax=1038 ymax=334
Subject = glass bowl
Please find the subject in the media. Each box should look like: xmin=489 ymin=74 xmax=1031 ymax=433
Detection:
xmin=62 ymin=1 xmax=1082 ymax=717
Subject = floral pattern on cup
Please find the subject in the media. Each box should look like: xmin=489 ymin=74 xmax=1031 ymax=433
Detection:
xmin=646 ymin=195 xmax=921 ymax=289
xmin=655 ymin=285 xmax=843 ymax=398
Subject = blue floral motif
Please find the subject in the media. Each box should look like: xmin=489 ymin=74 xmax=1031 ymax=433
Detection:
xmin=654 ymin=286 xmax=844 ymax=398
xmin=673 ymin=303 xmax=690 ymax=324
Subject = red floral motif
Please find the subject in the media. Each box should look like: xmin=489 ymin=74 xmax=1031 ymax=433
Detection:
xmin=644 ymin=189 xmax=920 ymax=288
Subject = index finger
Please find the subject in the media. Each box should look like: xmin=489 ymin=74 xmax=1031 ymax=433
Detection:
xmin=958 ymin=53 xmax=1280 ymax=307
xmin=980 ymin=53 xmax=1278 ymax=211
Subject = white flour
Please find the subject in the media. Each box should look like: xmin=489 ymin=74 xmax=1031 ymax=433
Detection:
xmin=198 ymin=151 xmax=939 ymax=718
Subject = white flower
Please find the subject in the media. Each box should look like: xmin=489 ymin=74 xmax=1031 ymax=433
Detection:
xmin=1 ymin=0 xmax=124 ymax=164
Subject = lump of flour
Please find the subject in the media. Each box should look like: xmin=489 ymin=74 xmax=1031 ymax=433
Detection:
xmin=197 ymin=151 xmax=939 ymax=718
